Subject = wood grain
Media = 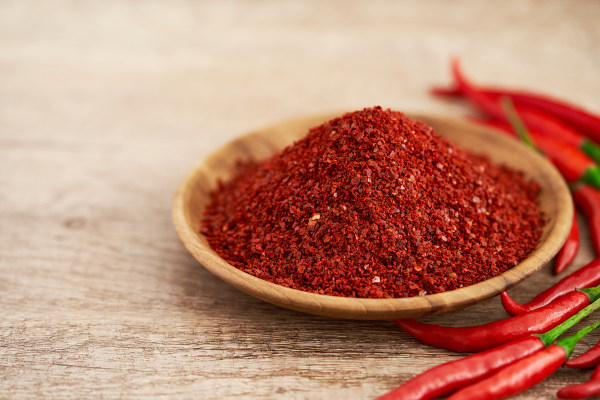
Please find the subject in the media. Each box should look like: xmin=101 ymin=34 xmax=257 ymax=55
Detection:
xmin=2 ymin=1 xmax=600 ymax=399
xmin=173 ymin=113 xmax=572 ymax=319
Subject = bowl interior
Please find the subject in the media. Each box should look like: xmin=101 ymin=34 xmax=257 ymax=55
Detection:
xmin=172 ymin=112 xmax=573 ymax=320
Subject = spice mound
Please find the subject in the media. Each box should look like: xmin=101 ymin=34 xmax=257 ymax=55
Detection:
xmin=201 ymin=107 xmax=544 ymax=299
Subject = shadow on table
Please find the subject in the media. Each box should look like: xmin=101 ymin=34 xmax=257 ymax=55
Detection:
xmin=171 ymin=248 xmax=400 ymax=335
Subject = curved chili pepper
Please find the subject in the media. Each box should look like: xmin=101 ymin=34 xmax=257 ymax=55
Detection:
xmin=572 ymin=184 xmax=600 ymax=256
xmin=469 ymin=117 xmax=600 ymax=188
xmin=447 ymin=319 xmax=600 ymax=400
xmin=378 ymin=299 xmax=600 ymax=400
xmin=500 ymin=258 xmax=600 ymax=316
xmin=558 ymin=364 xmax=600 ymax=399
xmin=448 ymin=60 xmax=600 ymax=165
xmin=432 ymin=84 xmax=600 ymax=144
xmin=567 ymin=338 xmax=600 ymax=369
xmin=555 ymin=206 xmax=581 ymax=275
xmin=395 ymin=287 xmax=600 ymax=353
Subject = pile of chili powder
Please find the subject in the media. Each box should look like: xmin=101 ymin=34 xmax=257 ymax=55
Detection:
xmin=201 ymin=106 xmax=544 ymax=299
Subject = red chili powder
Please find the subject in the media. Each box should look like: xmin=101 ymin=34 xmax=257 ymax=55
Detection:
xmin=201 ymin=107 xmax=543 ymax=299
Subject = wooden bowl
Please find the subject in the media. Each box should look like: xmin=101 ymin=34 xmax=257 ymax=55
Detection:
xmin=172 ymin=112 xmax=573 ymax=320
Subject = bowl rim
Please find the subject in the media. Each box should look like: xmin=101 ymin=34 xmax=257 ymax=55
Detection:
xmin=172 ymin=112 xmax=573 ymax=320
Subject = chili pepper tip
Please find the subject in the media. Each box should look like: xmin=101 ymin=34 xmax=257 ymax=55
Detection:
xmin=566 ymin=338 xmax=600 ymax=369
xmin=500 ymin=291 xmax=527 ymax=317
xmin=430 ymin=85 xmax=462 ymax=97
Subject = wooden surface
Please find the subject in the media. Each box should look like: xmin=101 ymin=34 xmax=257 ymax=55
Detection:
xmin=2 ymin=1 xmax=600 ymax=398
xmin=174 ymin=113 xmax=572 ymax=320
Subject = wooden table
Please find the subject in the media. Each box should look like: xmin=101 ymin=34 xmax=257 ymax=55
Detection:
xmin=2 ymin=1 xmax=599 ymax=398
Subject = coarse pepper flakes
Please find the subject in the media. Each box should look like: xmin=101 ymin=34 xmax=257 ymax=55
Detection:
xmin=201 ymin=106 xmax=544 ymax=299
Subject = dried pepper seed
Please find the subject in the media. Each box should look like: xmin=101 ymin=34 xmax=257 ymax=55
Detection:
xmin=201 ymin=107 xmax=543 ymax=299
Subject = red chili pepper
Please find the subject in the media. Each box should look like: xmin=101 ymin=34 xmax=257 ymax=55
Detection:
xmin=469 ymin=117 xmax=600 ymax=187
xmin=567 ymin=338 xmax=600 ymax=370
xmin=555 ymin=206 xmax=581 ymax=275
xmin=573 ymin=184 xmax=600 ymax=256
xmin=501 ymin=258 xmax=600 ymax=316
xmin=432 ymin=85 xmax=600 ymax=145
xmin=558 ymin=364 xmax=600 ymax=399
xmin=446 ymin=60 xmax=600 ymax=165
xmin=395 ymin=287 xmax=600 ymax=353
xmin=447 ymin=319 xmax=600 ymax=400
xmin=378 ymin=299 xmax=600 ymax=400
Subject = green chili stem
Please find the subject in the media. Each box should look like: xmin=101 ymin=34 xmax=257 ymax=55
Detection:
xmin=579 ymin=286 xmax=600 ymax=303
xmin=538 ymin=297 xmax=600 ymax=347
xmin=582 ymin=140 xmax=600 ymax=166
xmin=556 ymin=319 xmax=600 ymax=359
xmin=581 ymin=166 xmax=600 ymax=190
xmin=500 ymin=96 xmax=539 ymax=152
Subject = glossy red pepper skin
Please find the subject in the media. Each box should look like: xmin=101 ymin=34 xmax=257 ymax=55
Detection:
xmin=573 ymin=185 xmax=600 ymax=256
xmin=447 ymin=344 xmax=566 ymax=400
xmin=501 ymin=258 xmax=600 ymax=316
xmin=508 ymin=104 xmax=584 ymax=148
xmin=558 ymin=364 xmax=600 ymax=399
xmin=555 ymin=206 xmax=581 ymax=275
xmin=432 ymin=85 xmax=600 ymax=144
xmin=469 ymin=117 xmax=594 ymax=183
xmin=534 ymin=136 xmax=595 ymax=183
xmin=567 ymin=339 xmax=600 ymax=369
xmin=450 ymin=60 xmax=586 ymax=148
xmin=375 ymin=336 xmax=544 ymax=400
xmin=395 ymin=291 xmax=589 ymax=352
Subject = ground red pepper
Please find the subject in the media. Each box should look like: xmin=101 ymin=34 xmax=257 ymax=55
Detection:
xmin=201 ymin=107 xmax=544 ymax=298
